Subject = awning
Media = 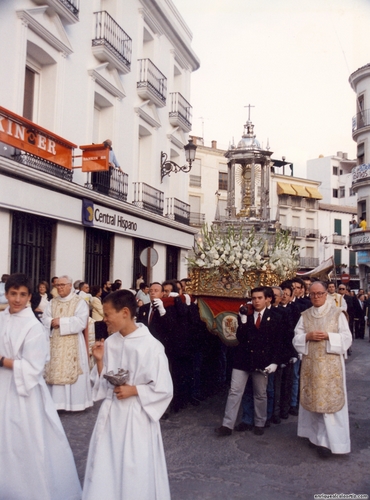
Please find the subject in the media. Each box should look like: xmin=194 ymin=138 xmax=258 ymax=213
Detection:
xmin=291 ymin=184 xmax=309 ymax=197
xmin=305 ymin=186 xmax=323 ymax=199
xmin=277 ymin=182 xmax=296 ymax=196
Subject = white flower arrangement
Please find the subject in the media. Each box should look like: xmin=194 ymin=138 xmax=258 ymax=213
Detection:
xmin=189 ymin=225 xmax=300 ymax=279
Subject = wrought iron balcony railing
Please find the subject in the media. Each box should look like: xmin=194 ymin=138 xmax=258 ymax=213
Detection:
xmin=132 ymin=182 xmax=164 ymax=215
xmin=189 ymin=212 xmax=205 ymax=227
xmin=169 ymin=92 xmax=192 ymax=131
xmin=300 ymin=257 xmax=319 ymax=268
xmin=92 ymin=11 xmax=132 ymax=73
xmin=306 ymin=229 xmax=319 ymax=239
xmin=352 ymin=108 xmax=370 ymax=134
xmin=33 ymin=0 xmax=79 ymax=22
xmin=137 ymin=59 xmax=167 ymax=107
xmin=86 ymin=168 xmax=128 ymax=201
xmin=165 ymin=197 xmax=190 ymax=225
xmin=332 ymin=234 xmax=346 ymax=245
xmin=12 ymin=151 xmax=73 ymax=181
xmin=352 ymin=163 xmax=370 ymax=184
xmin=291 ymin=227 xmax=306 ymax=238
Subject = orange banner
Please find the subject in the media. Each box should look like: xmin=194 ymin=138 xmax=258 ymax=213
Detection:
xmin=0 ymin=106 xmax=76 ymax=169
xmin=80 ymin=144 xmax=109 ymax=172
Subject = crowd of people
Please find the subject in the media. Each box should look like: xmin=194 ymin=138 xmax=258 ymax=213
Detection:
xmin=0 ymin=270 xmax=363 ymax=498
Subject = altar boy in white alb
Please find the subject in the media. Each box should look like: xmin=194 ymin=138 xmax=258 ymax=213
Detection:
xmin=0 ymin=274 xmax=81 ymax=500
xmin=293 ymin=281 xmax=352 ymax=458
xmin=82 ymin=289 xmax=173 ymax=500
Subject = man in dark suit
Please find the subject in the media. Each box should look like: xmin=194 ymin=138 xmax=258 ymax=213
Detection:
xmin=136 ymin=282 xmax=169 ymax=349
xmin=215 ymin=287 xmax=280 ymax=437
xmin=353 ymin=292 xmax=366 ymax=339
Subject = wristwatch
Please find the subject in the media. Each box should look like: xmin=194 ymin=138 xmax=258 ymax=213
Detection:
xmin=0 ymin=357 xmax=5 ymax=367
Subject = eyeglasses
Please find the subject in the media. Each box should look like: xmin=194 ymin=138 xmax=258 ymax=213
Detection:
xmin=309 ymin=292 xmax=327 ymax=298
xmin=338 ymin=288 xmax=346 ymax=291
xmin=56 ymin=283 xmax=70 ymax=287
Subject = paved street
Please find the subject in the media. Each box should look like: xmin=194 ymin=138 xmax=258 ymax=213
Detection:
xmin=60 ymin=337 xmax=370 ymax=500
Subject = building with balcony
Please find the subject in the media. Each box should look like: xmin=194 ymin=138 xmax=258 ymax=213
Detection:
xmin=0 ymin=0 xmax=200 ymax=288
xmin=306 ymin=152 xmax=358 ymax=288
xmin=349 ymin=63 xmax=370 ymax=289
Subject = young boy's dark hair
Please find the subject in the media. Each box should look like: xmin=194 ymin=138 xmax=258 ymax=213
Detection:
xmin=103 ymin=289 xmax=137 ymax=317
xmin=5 ymin=273 xmax=32 ymax=294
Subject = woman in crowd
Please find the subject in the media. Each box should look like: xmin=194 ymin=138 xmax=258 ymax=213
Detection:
xmin=90 ymin=285 xmax=104 ymax=321
xmin=31 ymin=280 xmax=52 ymax=320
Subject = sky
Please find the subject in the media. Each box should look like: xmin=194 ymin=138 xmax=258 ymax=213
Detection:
xmin=173 ymin=0 xmax=370 ymax=178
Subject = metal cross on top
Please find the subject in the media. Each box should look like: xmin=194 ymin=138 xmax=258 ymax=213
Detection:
xmin=244 ymin=104 xmax=255 ymax=121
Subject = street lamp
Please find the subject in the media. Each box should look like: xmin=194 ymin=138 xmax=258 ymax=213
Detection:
xmin=160 ymin=139 xmax=197 ymax=182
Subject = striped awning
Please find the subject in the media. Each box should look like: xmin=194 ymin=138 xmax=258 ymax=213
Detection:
xmin=291 ymin=184 xmax=309 ymax=198
xmin=305 ymin=186 xmax=323 ymax=199
xmin=277 ymin=182 xmax=296 ymax=196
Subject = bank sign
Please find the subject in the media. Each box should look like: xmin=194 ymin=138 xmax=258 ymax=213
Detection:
xmin=82 ymin=199 xmax=138 ymax=232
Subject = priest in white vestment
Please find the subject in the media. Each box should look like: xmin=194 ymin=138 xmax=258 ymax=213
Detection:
xmin=293 ymin=281 xmax=352 ymax=457
xmin=82 ymin=289 xmax=173 ymax=500
xmin=42 ymin=275 xmax=93 ymax=411
xmin=0 ymin=273 xmax=81 ymax=500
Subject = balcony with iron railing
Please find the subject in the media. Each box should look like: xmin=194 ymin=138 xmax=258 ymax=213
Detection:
xmin=7 ymin=149 xmax=73 ymax=182
xmin=352 ymin=108 xmax=370 ymax=136
xmin=300 ymin=257 xmax=320 ymax=268
xmin=85 ymin=168 xmax=128 ymax=201
xmin=306 ymin=229 xmax=319 ymax=239
xmin=169 ymin=93 xmax=192 ymax=132
xmin=291 ymin=227 xmax=306 ymax=238
xmin=137 ymin=59 xmax=167 ymax=107
xmin=165 ymin=198 xmax=190 ymax=225
xmin=92 ymin=11 xmax=132 ymax=74
xmin=189 ymin=212 xmax=206 ymax=227
xmin=132 ymin=182 xmax=164 ymax=216
xmin=350 ymin=228 xmax=370 ymax=251
xmin=352 ymin=163 xmax=370 ymax=185
xmin=332 ymin=234 xmax=346 ymax=245
xmin=33 ymin=0 xmax=79 ymax=23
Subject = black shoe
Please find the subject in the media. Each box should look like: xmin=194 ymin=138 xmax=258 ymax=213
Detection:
xmin=288 ymin=406 xmax=299 ymax=416
xmin=271 ymin=415 xmax=281 ymax=424
xmin=253 ymin=426 xmax=264 ymax=436
xmin=215 ymin=426 xmax=232 ymax=436
xmin=264 ymin=419 xmax=271 ymax=428
xmin=280 ymin=413 xmax=289 ymax=420
xmin=234 ymin=422 xmax=253 ymax=432
xmin=317 ymin=446 xmax=332 ymax=458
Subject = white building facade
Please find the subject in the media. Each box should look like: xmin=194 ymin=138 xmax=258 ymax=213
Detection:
xmin=307 ymin=153 xmax=358 ymax=287
xmin=349 ymin=63 xmax=370 ymax=289
xmin=0 ymin=0 xmax=200 ymax=288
